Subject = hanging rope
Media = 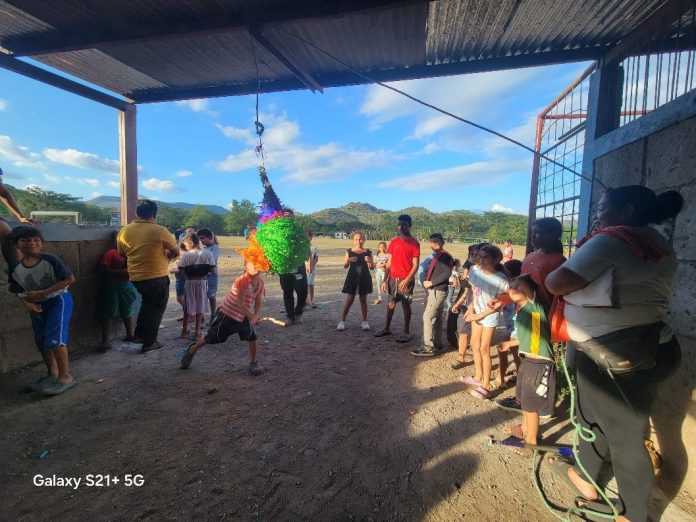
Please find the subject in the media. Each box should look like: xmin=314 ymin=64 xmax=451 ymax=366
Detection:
xmin=250 ymin=34 xmax=266 ymax=164
xmin=271 ymin=27 xmax=604 ymax=188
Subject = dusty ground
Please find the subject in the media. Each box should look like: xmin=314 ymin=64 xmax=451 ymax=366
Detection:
xmin=0 ymin=237 xmax=692 ymax=521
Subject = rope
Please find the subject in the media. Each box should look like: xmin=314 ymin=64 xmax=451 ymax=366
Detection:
xmin=532 ymin=344 xmax=620 ymax=521
xmin=271 ymin=27 xmax=605 ymax=189
xmin=249 ymin=34 xmax=266 ymax=164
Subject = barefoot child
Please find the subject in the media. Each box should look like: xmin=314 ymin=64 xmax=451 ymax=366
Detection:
xmin=337 ymin=231 xmax=374 ymax=331
xmin=373 ymin=242 xmax=389 ymax=305
xmin=505 ymin=274 xmax=556 ymax=454
xmin=178 ymin=232 xmax=216 ymax=338
xmin=180 ymin=259 xmax=265 ymax=376
xmin=450 ymin=243 xmax=483 ymax=370
xmin=9 ymin=226 xmax=77 ymax=396
xmin=463 ymin=244 xmax=509 ymax=399
xmin=98 ymin=231 xmax=136 ymax=350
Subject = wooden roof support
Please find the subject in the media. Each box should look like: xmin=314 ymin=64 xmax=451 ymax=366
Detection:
xmin=0 ymin=52 xmax=130 ymax=110
xmin=119 ymin=105 xmax=138 ymax=225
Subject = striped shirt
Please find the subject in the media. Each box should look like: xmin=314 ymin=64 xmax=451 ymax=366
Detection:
xmin=220 ymin=273 xmax=265 ymax=322
xmin=515 ymin=300 xmax=554 ymax=361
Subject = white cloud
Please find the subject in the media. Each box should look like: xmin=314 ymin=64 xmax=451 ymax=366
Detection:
xmin=376 ymin=158 xmax=530 ymax=191
xmin=176 ymin=99 xmax=209 ymax=112
xmin=0 ymin=99 xmax=7 ymax=111
xmin=141 ymin=177 xmax=184 ymax=193
xmin=65 ymin=176 xmax=100 ymax=187
xmin=212 ymin=112 xmax=393 ymax=183
xmin=108 ymin=181 xmax=121 ymax=188
xmin=23 ymin=183 xmax=45 ymax=191
xmin=215 ymin=123 xmax=252 ymax=142
xmin=491 ymin=203 xmax=516 ymax=213
xmin=43 ymin=148 xmax=120 ymax=174
xmin=43 ymin=173 xmax=61 ymax=184
xmin=91 ymin=192 xmax=103 ymax=198
xmin=175 ymin=170 xmax=193 ymax=178
xmin=0 ymin=135 xmax=45 ymax=169
xmin=360 ymin=69 xmax=538 ymax=137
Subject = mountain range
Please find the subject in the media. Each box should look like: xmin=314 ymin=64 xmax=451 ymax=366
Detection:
xmin=86 ymin=195 xmax=228 ymax=215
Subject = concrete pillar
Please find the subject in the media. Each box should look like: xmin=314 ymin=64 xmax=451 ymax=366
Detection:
xmin=119 ymin=104 xmax=138 ymax=225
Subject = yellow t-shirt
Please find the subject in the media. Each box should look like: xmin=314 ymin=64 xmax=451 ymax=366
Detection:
xmin=117 ymin=220 xmax=178 ymax=281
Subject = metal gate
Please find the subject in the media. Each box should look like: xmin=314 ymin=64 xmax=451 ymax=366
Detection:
xmin=528 ymin=64 xmax=596 ymax=257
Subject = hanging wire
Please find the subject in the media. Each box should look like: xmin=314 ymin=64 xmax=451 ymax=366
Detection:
xmin=271 ymin=27 xmax=603 ymax=188
xmin=249 ymin=34 xmax=266 ymax=163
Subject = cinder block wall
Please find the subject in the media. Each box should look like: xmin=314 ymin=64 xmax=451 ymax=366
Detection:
xmin=592 ymin=115 xmax=696 ymax=497
xmin=0 ymin=224 xmax=116 ymax=373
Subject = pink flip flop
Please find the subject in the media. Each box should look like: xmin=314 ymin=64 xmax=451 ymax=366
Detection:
xmin=460 ymin=375 xmax=482 ymax=387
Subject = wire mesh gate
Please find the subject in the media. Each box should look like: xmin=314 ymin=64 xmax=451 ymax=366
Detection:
xmin=527 ymin=64 xmax=596 ymax=257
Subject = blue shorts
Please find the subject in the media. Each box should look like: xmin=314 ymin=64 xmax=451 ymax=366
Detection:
xmin=31 ymin=293 xmax=73 ymax=352
xmin=175 ymin=276 xmax=186 ymax=296
xmin=206 ymin=273 xmax=218 ymax=299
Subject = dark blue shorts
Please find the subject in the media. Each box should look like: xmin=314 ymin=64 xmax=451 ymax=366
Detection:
xmin=206 ymin=273 xmax=218 ymax=299
xmin=31 ymin=293 xmax=73 ymax=352
xmin=175 ymin=276 xmax=186 ymax=296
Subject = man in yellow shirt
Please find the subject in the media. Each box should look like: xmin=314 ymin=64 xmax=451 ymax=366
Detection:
xmin=118 ymin=199 xmax=179 ymax=353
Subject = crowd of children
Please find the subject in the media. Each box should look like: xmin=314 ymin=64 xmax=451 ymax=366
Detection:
xmin=7 ymin=210 xmax=565 ymax=452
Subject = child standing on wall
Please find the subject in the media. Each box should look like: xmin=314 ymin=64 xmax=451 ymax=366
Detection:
xmin=337 ymin=231 xmax=374 ymax=331
xmin=180 ymin=259 xmax=265 ymax=376
xmin=9 ymin=226 xmax=77 ymax=396
xmin=98 ymin=230 xmax=136 ymax=351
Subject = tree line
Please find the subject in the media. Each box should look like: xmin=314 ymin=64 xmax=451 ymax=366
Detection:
xmin=1 ymin=187 xmax=529 ymax=244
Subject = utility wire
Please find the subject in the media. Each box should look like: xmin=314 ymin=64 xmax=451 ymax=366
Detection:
xmin=273 ymin=27 xmax=604 ymax=188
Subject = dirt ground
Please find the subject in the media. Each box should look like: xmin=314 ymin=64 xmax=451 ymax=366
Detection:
xmin=0 ymin=237 xmax=692 ymax=521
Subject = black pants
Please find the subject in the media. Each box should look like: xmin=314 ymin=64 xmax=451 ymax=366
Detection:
xmin=572 ymin=337 xmax=680 ymax=522
xmin=279 ymin=268 xmax=307 ymax=320
xmin=133 ymin=276 xmax=170 ymax=345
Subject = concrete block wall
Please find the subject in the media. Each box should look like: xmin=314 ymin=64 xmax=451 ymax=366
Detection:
xmin=0 ymin=224 xmax=116 ymax=373
xmin=592 ymin=114 xmax=696 ymax=499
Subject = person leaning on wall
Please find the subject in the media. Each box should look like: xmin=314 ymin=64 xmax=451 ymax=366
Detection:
xmin=545 ymin=185 xmax=683 ymax=522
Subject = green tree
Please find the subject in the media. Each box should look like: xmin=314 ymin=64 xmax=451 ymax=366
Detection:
xmin=156 ymin=205 xmax=189 ymax=230
xmin=186 ymin=206 xmax=225 ymax=234
xmin=225 ymin=199 xmax=258 ymax=235
xmin=2 ymin=185 xmax=110 ymax=223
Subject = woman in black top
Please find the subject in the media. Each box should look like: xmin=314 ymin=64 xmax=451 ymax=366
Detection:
xmin=337 ymin=231 xmax=374 ymax=331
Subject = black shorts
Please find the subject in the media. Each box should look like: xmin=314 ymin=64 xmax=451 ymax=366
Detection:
xmin=387 ymin=277 xmax=415 ymax=304
xmin=204 ymin=311 xmax=257 ymax=344
xmin=516 ymin=356 xmax=556 ymax=416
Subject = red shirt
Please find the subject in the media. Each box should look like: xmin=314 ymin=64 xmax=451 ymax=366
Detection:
xmin=100 ymin=248 xmax=130 ymax=284
xmin=387 ymin=236 xmax=420 ymax=279
xmin=521 ymin=251 xmax=566 ymax=311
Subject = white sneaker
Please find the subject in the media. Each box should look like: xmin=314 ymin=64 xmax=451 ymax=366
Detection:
xmin=336 ymin=321 xmax=346 ymax=331
xmin=361 ymin=321 xmax=370 ymax=331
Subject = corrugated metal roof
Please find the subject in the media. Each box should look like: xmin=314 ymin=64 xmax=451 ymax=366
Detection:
xmin=0 ymin=0 xmax=676 ymax=104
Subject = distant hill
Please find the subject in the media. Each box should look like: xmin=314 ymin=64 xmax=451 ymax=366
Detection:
xmin=86 ymin=196 xmax=228 ymax=215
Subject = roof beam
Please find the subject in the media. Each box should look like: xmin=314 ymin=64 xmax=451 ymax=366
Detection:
xmin=250 ymin=27 xmax=323 ymax=94
xmin=131 ymin=47 xmax=602 ymax=104
xmin=2 ymin=0 xmax=429 ymax=56
xmin=0 ymin=52 xmax=131 ymax=110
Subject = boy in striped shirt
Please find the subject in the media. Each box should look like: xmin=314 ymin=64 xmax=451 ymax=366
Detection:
xmin=180 ymin=260 xmax=265 ymax=375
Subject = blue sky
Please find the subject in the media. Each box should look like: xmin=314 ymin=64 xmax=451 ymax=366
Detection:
xmin=0 ymin=60 xmax=591 ymax=215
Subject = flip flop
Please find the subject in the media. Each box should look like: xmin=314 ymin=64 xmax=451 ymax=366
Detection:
xmin=41 ymin=379 xmax=78 ymax=396
xmin=574 ymin=497 xmax=623 ymax=519
xmin=501 ymin=424 xmax=525 ymax=439
xmin=469 ymin=387 xmax=492 ymax=400
xmin=395 ymin=334 xmax=413 ymax=343
xmin=546 ymin=455 xmax=600 ymax=503
xmin=450 ymin=360 xmax=466 ymax=370
xmin=374 ymin=329 xmax=392 ymax=338
xmin=459 ymin=375 xmax=482 ymax=387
